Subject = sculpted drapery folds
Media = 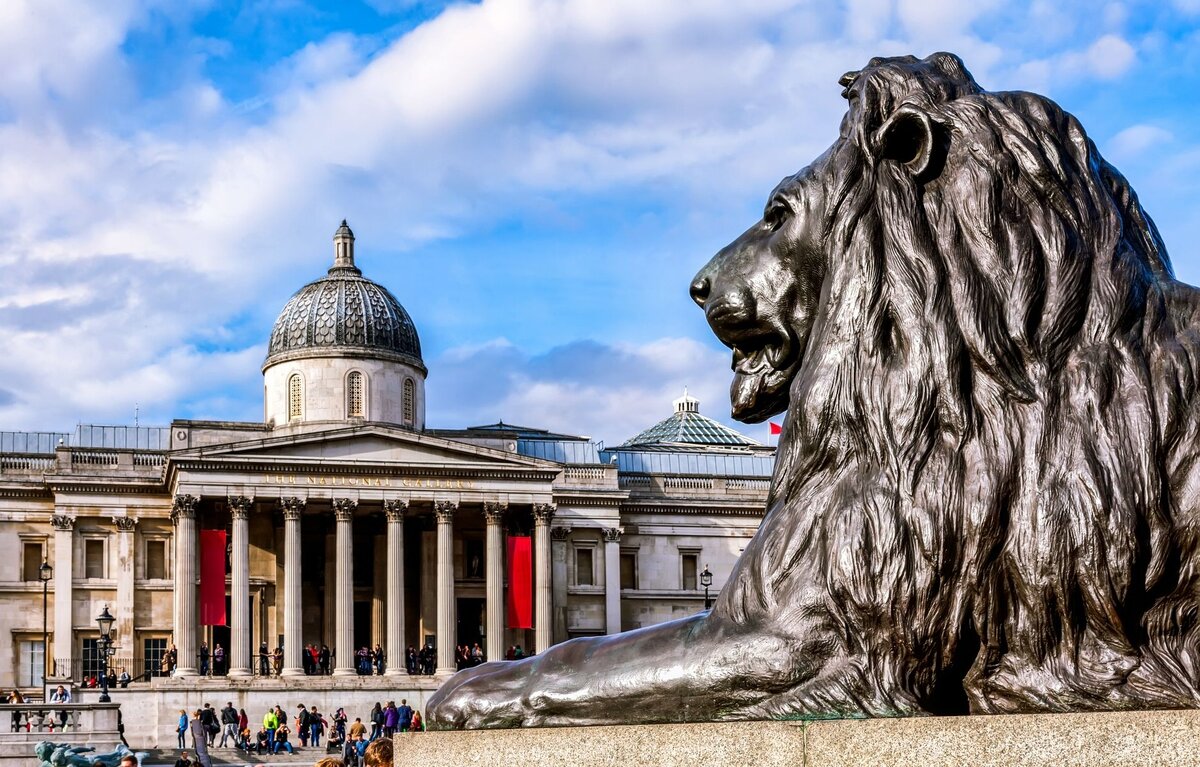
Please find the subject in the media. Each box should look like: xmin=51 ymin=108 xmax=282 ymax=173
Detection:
xmin=427 ymin=52 xmax=1200 ymax=728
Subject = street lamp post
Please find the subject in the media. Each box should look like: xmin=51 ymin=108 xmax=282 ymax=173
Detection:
xmin=95 ymin=606 xmax=115 ymax=703
xmin=700 ymin=564 xmax=713 ymax=611
xmin=39 ymin=559 xmax=52 ymax=682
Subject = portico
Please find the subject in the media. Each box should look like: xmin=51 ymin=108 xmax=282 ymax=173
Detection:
xmin=165 ymin=421 xmax=561 ymax=678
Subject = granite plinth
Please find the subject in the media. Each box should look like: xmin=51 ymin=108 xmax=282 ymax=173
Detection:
xmin=395 ymin=709 xmax=1200 ymax=767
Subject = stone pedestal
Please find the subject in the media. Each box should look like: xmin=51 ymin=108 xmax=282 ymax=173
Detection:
xmin=392 ymin=709 xmax=1200 ymax=767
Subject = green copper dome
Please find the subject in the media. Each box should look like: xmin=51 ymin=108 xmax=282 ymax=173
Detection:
xmin=622 ymin=391 xmax=761 ymax=447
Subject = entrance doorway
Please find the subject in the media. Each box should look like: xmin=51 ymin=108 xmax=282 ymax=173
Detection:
xmin=210 ymin=596 xmax=231 ymax=675
xmin=456 ymin=598 xmax=485 ymax=651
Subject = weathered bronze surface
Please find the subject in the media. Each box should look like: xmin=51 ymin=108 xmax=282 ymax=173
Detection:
xmin=427 ymin=52 xmax=1200 ymax=728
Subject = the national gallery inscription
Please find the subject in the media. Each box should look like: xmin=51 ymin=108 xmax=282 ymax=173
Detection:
xmin=263 ymin=474 xmax=475 ymax=489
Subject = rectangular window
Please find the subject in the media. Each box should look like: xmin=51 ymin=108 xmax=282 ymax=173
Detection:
xmin=22 ymin=541 xmax=44 ymax=581
xmin=619 ymin=551 xmax=638 ymax=590
xmin=145 ymin=540 xmax=166 ymax=580
xmin=144 ymin=638 xmax=168 ymax=679
xmin=681 ymin=553 xmax=698 ymax=590
xmin=17 ymin=640 xmax=45 ymax=687
xmin=81 ymin=638 xmax=104 ymax=681
xmin=575 ymin=547 xmax=594 ymax=586
xmin=84 ymin=539 xmax=105 ymax=579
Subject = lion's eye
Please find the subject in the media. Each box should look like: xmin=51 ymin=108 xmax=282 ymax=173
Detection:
xmin=764 ymin=199 xmax=792 ymax=231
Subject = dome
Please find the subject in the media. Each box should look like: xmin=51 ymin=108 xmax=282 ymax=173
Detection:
xmin=263 ymin=221 xmax=424 ymax=371
xmin=622 ymin=390 xmax=762 ymax=447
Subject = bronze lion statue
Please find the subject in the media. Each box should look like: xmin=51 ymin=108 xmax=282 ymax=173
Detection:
xmin=427 ymin=52 xmax=1200 ymax=727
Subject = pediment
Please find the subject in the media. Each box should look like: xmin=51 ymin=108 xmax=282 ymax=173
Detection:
xmin=172 ymin=424 xmax=558 ymax=472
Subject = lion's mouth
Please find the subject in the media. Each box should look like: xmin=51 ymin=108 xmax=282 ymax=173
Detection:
xmin=726 ymin=329 xmax=800 ymax=423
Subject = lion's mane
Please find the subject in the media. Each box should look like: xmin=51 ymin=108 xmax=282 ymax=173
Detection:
xmin=725 ymin=53 xmax=1200 ymax=716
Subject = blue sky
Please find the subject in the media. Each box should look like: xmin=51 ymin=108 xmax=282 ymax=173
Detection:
xmin=0 ymin=0 xmax=1198 ymax=445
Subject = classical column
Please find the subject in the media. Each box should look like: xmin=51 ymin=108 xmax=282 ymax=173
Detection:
xmin=171 ymin=495 xmax=199 ymax=677
xmin=533 ymin=503 xmax=556 ymax=654
xmin=603 ymin=527 xmax=623 ymax=634
xmin=227 ymin=496 xmax=253 ymax=677
xmin=483 ymin=502 xmax=506 ymax=662
xmin=50 ymin=514 xmax=75 ymax=678
xmin=434 ymin=501 xmax=457 ymax=674
xmin=550 ymin=526 xmax=571 ymax=644
xmin=383 ymin=499 xmax=408 ymax=677
xmin=332 ymin=498 xmax=358 ymax=676
xmin=280 ymin=497 xmax=306 ymax=677
xmin=113 ymin=517 xmax=138 ymax=662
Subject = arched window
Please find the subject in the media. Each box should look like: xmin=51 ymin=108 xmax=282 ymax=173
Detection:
xmin=402 ymin=378 xmax=415 ymax=426
xmin=347 ymin=371 xmax=365 ymax=418
xmin=288 ymin=373 xmax=304 ymax=421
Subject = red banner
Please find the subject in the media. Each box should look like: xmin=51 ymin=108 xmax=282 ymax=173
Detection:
xmin=199 ymin=529 xmax=227 ymax=626
xmin=506 ymin=535 xmax=533 ymax=629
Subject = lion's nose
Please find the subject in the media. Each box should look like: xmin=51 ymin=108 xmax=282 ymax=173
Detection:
xmin=690 ymin=276 xmax=711 ymax=306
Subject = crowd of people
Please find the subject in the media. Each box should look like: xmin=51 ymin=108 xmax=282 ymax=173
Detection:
xmin=157 ymin=641 xmax=513 ymax=677
xmin=176 ymin=699 xmax=425 ymax=765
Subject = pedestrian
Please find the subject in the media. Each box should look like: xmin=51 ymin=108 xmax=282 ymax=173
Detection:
xmin=262 ymin=705 xmax=279 ymax=749
xmin=273 ymin=723 xmax=294 ymax=754
xmin=383 ymin=701 xmax=398 ymax=737
xmin=410 ymin=711 xmax=423 ymax=732
xmin=397 ymin=699 xmax=413 ymax=734
xmin=258 ymin=642 xmax=270 ymax=675
xmin=249 ymin=727 xmax=270 ymax=756
xmin=212 ymin=644 xmax=225 ymax=676
xmin=219 ymin=701 xmax=238 ymax=748
xmin=176 ymin=710 xmax=188 ymax=749
xmin=373 ymin=643 xmax=385 ymax=675
xmin=199 ymin=703 xmax=217 ymax=746
xmin=369 ymin=702 xmax=382 ymax=741
xmin=272 ymin=646 xmax=283 ymax=675
xmin=348 ymin=717 xmax=366 ymax=743
xmin=238 ymin=708 xmax=248 ymax=738
xmin=199 ymin=642 xmax=210 ymax=676
xmin=333 ymin=707 xmax=348 ymax=742
xmin=406 ymin=646 xmax=417 ymax=675
xmin=7 ymin=690 xmax=24 ymax=733
xmin=49 ymin=684 xmax=71 ymax=728
xmin=166 ymin=645 xmax=178 ymax=675
xmin=189 ymin=710 xmax=213 ymax=767
xmin=173 ymin=751 xmax=194 ymax=767
xmin=309 ymin=704 xmax=323 ymax=747
xmin=319 ymin=644 xmax=331 ymax=675
xmin=296 ymin=704 xmax=309 ymax=747
xmin=117 ymin=709 xmax=128 ymax=747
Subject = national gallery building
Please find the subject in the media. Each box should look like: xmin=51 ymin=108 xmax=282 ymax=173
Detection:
xmin=0 ymin=223 xmax=772 ymax=741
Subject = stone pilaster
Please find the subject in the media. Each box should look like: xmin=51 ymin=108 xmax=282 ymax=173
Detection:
xmin=50 ymin=514 xmax=75 ymax=678
xmin=170 ymin=494 xmax=199 ymax=677
xmin=280 ymin=497 xmax=306 ymax=677
xmin=383 ymin=499 xmax=409 ymax=676
xmin=434 ymin=500 xmax=458 ymax=674
xmin=483 ymin=502 xmax=507 ymax=661
xmin=113 ymin=516 xmax=137 ymax=663
xmin=603 ymin=527 xmax=623 ymax=634
xmin=227 ymin=496 xmax=253 ymax=677
xmin=533 ymin=503 xmax=556 ymax=654
xmin=332 ymin=498 xmax=358 ymax=676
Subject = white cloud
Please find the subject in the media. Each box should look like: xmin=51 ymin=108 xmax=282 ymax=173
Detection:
xmin=1107 ymin=124 xmax=1174 ymax=159
xmin=1085 ymin=34 xmax=1136 ymax=79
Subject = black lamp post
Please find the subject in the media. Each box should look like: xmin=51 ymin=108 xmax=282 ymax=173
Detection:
xmin=39 ymin=559 xmax=52 ymax=682
xmin=700 ymin=564 xmax=713 ymax=611
xmin=95 ymin=606 xmax=115 ymax=703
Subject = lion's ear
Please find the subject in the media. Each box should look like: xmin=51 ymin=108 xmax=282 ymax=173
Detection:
xmin=875 ymin=106 xmax=943 ymax=180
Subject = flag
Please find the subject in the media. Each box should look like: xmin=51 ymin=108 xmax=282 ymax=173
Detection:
xmin=199 ymin=529 xmax=227 ymax=626
xmin=506 ymin=535 xmax=533 ymax=629
xmin=769 ymin=421 xmax=782 ymax=435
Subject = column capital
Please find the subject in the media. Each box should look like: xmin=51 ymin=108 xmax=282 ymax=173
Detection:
xmin=280 ymin=496 xmax=306 ymax=520
xmin=602 ymin=527 xmax=623 ymax=543
xmin=550 ymin=526 xmax=572 ymax=541
xmin=434 ymin=500 xmax=458 ymax=524
xmin=227 ymin=495 xmax=254 ymax=520
xmin=383 ymin=498 xmax=409 ymax=522
xmin=112 ymin=516 xmax=138 ymax=532
xmin=50 ymin=514 xmax=76 ymax=531
xmin=332 ymin=498 xmax=358 ymax=522
xmin=171 ymin=494 xmax=198 ymax=521
xmin=533 ymin=503 xmax=556 ymax=525
xmin=483 ymin=502 xmax=507 ymax=525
